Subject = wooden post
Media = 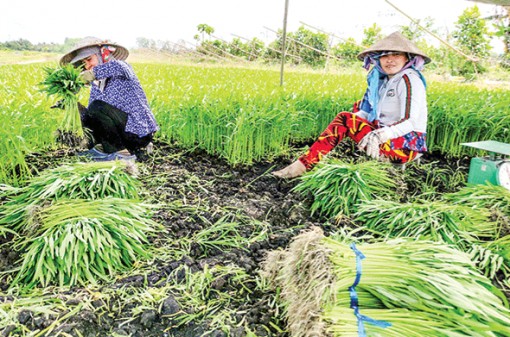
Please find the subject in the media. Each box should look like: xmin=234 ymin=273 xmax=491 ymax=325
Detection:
xmin=280 ymin=0 xmax=290 ymax=86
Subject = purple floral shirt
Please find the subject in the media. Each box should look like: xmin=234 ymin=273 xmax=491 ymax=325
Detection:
xmin=89 ymin=60 xmax=159 ymax=137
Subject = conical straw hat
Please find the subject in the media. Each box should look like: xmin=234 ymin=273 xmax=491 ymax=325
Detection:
xmin=357 ymin=31 xmax=431 ymax=63
xmin=60 ymin=36 xmax=129 ymax=66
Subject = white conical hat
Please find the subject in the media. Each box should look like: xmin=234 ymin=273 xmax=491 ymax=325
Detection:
xmin=60 ymin=36 xmax=129 ymax=66
xmin=357 ymin=31 xmax=431 ymax=64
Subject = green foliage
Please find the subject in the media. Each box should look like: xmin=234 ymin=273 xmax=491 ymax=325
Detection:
xmin=196 ymin=23 xmax=215 ymax=42
xmin=168 ymin=264 xmax=255 ymax=332
xmin=39 ymin=64 xmax=84 ymax=100
xmin=264 ymin=228 xmax=510 ymax=337
xmin=444 ymin=184 xmax=510 ymax=281
xmin=147 ymin=64 xmax=362 ymax=165
xmin=453 ymin=6 xmax=492 ymax=58
xmin=290 ymin=26 xmax=330 ymax=67
xmin=323 ymin=236 xmax=510 ymax=336
xmin=12 ymin=198 xmax=158 ymax=288
xmin=452 ymin=6 xmax=492 ymax=78
xmin=0 ymin=39 xmax=70 ymax=53
xmin=400 ymin=18 xmax=436 ymax=41
xmin=265 ymin=26 xmax=330 ymax=67
xmin=0 ymin=161 xmax=140 ymax=233
xmin=470 ymin=238 xmax=509 ymax=282
xmin=181 ymin=214 xmax=269 ymax=257
xmin=1 ymin=62 xmax=509 ymax=183
xmin=402 ymin=160 xmax=467 ymax=196
xmin=331 ymin=37 xmax=363 ymax=64
xmin=354 ymin=199 xmax=497 ymax=250
xmin=443 ymin=184 xmax=510 ymax=218
xmin=39 ymin=64 xmax=85 ymax=139
xmin=221 ymin=36 xmax=268 ymax=62
xmin=293 ymin=159 xmax=399 ymax=217
xmin=426 ymin=82 xmax=510 ymax=157
xmin=0 ymin=64 xmax=61 ymax=185
xmin=361 ymin=24 xmax=382 ymax=47
xmin=0 ymin=39 xmax=34 ymax=51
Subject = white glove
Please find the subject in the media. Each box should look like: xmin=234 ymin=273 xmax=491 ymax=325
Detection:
xmin=372 ymin=127 xmax=393 ymax=143
xmin=80 ymin=70 xmax=95 ymax=84
xmin=358 ymin=128 xmax=393 ymax=160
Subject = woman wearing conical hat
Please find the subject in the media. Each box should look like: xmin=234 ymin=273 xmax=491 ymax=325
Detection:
xmin=273 ymin=31 xmax=431 ymax=178
xmin=60 ymin=37 xmax=159 ymax=161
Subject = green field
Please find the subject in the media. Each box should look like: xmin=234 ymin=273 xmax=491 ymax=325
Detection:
xmin=1 ymin=55 xmax=509 ymax=185
xmin=1 ymin=53 xmax=510 ymax=337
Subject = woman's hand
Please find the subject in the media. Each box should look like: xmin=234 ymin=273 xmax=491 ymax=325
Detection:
xmin=80 ymin=70 xmax=95 ymax=84
xmin=358 ymin=128 xmax=393 ymax=159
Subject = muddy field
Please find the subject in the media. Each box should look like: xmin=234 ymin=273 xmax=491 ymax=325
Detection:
xmin=1 ymin=140 xmax=473 ymax=337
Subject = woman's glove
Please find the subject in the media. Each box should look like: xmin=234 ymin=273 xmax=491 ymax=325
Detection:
xmin=358 ymin=128 xmax=393 ymax=159
xmin=80 ymin=70 xmax=95 ymax=84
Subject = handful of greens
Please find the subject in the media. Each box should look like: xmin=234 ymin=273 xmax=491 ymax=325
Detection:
xmin=40 ymin=64 xmax=86 ymax=142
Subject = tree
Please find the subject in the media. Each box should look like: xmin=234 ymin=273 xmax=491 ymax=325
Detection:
xmin=196 ymin=24 xmax=215 ymax=43
xmin=453 ymin=6 xmax=492 ymax=58
xmin=452 ymin=6 xmax=492 ymax=78
xmin=492 ymin=6 xmax=509 ymax=59
xmin=246 ymin=38 xmax=266 ymax=61
xmin=332 ymin=37 xmax=363 ymax=64
xmin=273 ymin=26 xmax=327 ymax=67
xmin=2 ymin=39 xmax=33 ymax=51
xmin=136 ymin=37 xmax=156 ymax=49
xmin=361 ymin=24 xmax=382 ymax=48
xmin=400 ymin=18 xmax=436 ymax=41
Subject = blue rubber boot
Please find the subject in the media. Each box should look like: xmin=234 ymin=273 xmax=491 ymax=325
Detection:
xmin=94 ymin=151 xmax=136 ymax=162
xmin=77 ymin=147 xmax=108 ymax=159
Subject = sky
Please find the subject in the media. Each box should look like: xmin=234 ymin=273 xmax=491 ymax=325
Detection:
xmin=0 ymin=0 xmax=504 ymax=51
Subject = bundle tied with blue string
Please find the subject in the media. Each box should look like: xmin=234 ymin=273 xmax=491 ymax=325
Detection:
xmin=262 ymin=226 xmax=510 ymax=337
xmin=356 ymin=31 xmax=430 ymax=123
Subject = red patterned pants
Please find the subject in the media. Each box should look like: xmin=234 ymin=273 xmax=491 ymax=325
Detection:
xmin=298 ymin=112 xmax=420 ymax=170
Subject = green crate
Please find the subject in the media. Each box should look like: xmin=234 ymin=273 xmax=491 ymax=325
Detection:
xmin=462 ymin=140 xmax=510 ymax=189
xmin=467 ymin=157 xmax=502 ymax=185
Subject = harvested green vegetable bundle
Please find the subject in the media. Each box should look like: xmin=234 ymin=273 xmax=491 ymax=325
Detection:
xmin=40 ymin=64 xmax=85 ymax=145
xmin=0 ymin=161 xmax=139 ymax=233
xmin=293 ymin=159 xmax=399 ymax=218
xmin=443 ymin=184 xmax=510 ymax=227
xmin=354 ymin=198 xmax=510 ymax=284
xmin=444 ymin=185 xmax=510 ymax=283
xmin=263 ymin=227 xmax=510 ymax=337
xmin=354 ymin=199 xmax=497 ymax=249
xmin=12 ymin=198 xmax=159 ymax=288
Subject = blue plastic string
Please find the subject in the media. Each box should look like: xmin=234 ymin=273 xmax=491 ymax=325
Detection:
xmin=349 ymin=243 xmax=392 ymax=337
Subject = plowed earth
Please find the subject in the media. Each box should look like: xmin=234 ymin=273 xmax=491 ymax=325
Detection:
xmin=0 ymin=140 xmax=475 ymax=337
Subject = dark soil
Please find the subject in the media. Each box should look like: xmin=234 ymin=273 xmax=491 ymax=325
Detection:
xmin=1 ymin=140 xmax=474 ymax=337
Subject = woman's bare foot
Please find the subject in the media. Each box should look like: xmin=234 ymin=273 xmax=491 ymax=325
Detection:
xmin=272 ymin=160 xmax=307 ymax=178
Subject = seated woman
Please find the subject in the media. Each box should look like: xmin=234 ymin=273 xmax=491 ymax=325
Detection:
xmin=273 ymin=31 xmax=431 ymax=178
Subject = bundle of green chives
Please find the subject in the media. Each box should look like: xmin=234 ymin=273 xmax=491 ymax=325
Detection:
xmin=443 ymin=185 xmax=510 ymax=281
xmin=293 ymin=159 xmax=399 ymax=218
xmin=470 ymin=240 xmax=508 ymax=282
xmin=353 ymin=199 xmax=497 ymax=250
xmin=263 ymin=227 xmax=510 ymax=337
xmin=12 ymin=198 xmax=160 ymax=288
xmin=0 ymin=161 xmax=140 ymax=233
xmin=40 ymin=64 xmax=85 ymax=140
xmin=443 ymin=184 xmax=510 ymax=222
